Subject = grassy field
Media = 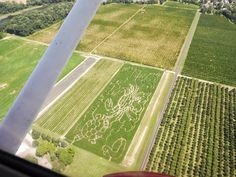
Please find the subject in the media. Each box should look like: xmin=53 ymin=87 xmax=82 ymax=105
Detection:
xmin=94 ymin=5 xmax=195 ymax=70
xmin=27 ymin=22 xmax=63 ymax=44
xmin=0 ymin=37 xmax=84 ymax=121
xmin=64 ymin=146 xmax=127 ymax=177
xmin=28 ymin=4 xmax=142 ymax=51
xmin=164 ymin=1 xmax=199 ymax=10
xmin=35 ymin=59 xmax=123 ymax=135
xmin=66 ymin=64 xmax=162 ymax=163
xmin=182 ymin=15 xmax=236 ymax=87
xmin=146 ymin=76 xmax=236 ymax=177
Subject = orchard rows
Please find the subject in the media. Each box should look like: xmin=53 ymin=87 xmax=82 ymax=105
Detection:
xmin=146 ymin=76 xmax=236 ymax=177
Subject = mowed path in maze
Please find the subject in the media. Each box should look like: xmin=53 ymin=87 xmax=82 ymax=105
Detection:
xmin=0 ymin=37 xmax=84 ymax=121
xmin=66 ymin=64 xmax=163 ymax=163
xmin=35 ymin=59 xmax=123 ymax=135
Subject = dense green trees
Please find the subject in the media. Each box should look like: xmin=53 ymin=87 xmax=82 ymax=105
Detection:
xmin=32 ymin=129 xmax=75 ymax=168
xmin=200 ymin=1 xmax=236 ymax=23
xmin=146 ymin=77 xmax=236 ymax=177
xmin=27 ymin=0 xmax=74 ymax=6
xmin=0 ymin=32 xmax=6 ymax=39
xmin=0 ymin=2 xmax=27 ymax=14
xmin=2 ymin=2 xmax=73 ymax=36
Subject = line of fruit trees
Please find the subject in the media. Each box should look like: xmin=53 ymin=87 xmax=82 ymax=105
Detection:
xmin=146 ymin=76 xmax=235 ymax=177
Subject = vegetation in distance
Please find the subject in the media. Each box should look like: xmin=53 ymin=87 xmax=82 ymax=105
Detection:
xmin=66 ymin=64 xmax=163 ymax=163
xmin=164 ymin=1 xmax=199 ymax=10
xmin=35 ymin=59 xmax=123 ymax=136
xmin=182 ymin=15 xmax=236 ymax=87
xmin=0 ymin=2 xmax=73 ymax=36
xmin=200 ymin=0 xmax=236 ymax=23
xmin=0 ymin=37 xmax=84 ymax=121
xmin=0 ymin=1 xmax=27 ymax=14
xmin=93 ymin=5 xmax=195 ymax=70
xmin=146 ymin=76 xmax=236 ymax=177
xmin=0 ymin=0 xmax=74 ymax=15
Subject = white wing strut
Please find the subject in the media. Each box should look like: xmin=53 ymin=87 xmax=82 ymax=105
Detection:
xmin=0 ymin=0 xmax=102 ymax=154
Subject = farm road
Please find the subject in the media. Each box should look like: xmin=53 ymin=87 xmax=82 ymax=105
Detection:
xmin=39 ymin=57 xmax=98 ymax=116
xmin=140 ymin=11 xmax=200 ymax=170
xmin=0 ymin=6 xmax=43 ymax=21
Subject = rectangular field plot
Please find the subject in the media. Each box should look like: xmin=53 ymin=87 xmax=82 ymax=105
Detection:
xmin=66 ymin=64 xmax=163 ymax=163
xmin=0 ymin=37 xmax=84 ymax=121
xmin=35 ymin=59 xmax=123 ymax=135
xmin=146 ymin=76 xmax=236 ymax=177
xmin=28 ymin=4 xmax=142 ymax=51
xmin=94 ymin=6 xmax=195 ymax=70
xmin=182 ymin=15 xmax=236 ymax=87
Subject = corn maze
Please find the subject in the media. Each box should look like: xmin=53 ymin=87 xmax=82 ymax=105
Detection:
xmin=66 ymin=64 xmax=163 ymax=163
xmin=146 ymin=76 xmax=236 ymax=177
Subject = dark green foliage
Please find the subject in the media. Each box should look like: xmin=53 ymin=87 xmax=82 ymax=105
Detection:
xmin=32 ymin=140 xmax=39 ymax=147
xmin=0 ymin=32 xmax=6 ymax=39
xmin=183 ymin=15 xmax=236 ymax=87
xmin=2 ymin=2 xmax=73 ymax=36
xmin=146 ymin=77 xmax=236 ymax=177
xmin=31 ymin=129 xmax=40 ymax=139
xmin=55 ymin=148 xmax=75 ymax=166
xmin=0 ymin=2 xmax=27 ymax=14
xmin=36 ymin=140 xmax=56 ymax=157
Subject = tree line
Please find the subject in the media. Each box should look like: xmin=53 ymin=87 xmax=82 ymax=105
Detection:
xmin=200 ymin=0 xmax=236 ymax=24
xmin=0 ymin=2 xmax=27 ymax=14
xmin=0 ymin=0 xmax=74 ymax=15
xmin=1 ymin=2 xmax=73 ymax=36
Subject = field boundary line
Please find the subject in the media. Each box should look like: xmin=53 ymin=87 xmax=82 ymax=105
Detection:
xmin=15 ymin=35 xmax=49 ymax=46
xmin=37 ymin=57 xmax=99 ymax=118
xmin=173 ymin=11 xmax=200 ymax=73
xmin=163 ymin=5 xmax=199 ymax=11
xmin=28 ymin=21 xmax=62 ymax=38
xmin=90 ymin=5 xmax=146 ymax=53
xmin=122 ymin=71 xmax=166 ymax=167
xmin=54 ymin=56 xmax=96 ymax=87
xmin=179 ymin=74 xmax=236 ymax=89
xmin=90 ymin=53 xmax=167 ymax=71
xmin=140 ymin=71 xmax=177 ymax=170
xmin=61 ymin=61 xmax=124 ymax=137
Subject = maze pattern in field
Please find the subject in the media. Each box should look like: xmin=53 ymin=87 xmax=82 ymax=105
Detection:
xmin=35 ymin=59 xmax=122 ymax=135
xmin=146 ymin=77 xmax=236 ymax=177
xmin=66 ymin=64 xmax=162 ymax=163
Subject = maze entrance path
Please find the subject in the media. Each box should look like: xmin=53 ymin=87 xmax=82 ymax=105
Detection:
xmin=66 ymin=64 xmax=163 ymax=163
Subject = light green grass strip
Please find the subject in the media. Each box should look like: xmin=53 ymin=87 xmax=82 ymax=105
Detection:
xmin=36 ymin=59 xmax=123 ymax=135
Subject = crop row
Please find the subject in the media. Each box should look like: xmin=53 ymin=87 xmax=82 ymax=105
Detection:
xmin=146 ymin=76 xmax=235 ymax=177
